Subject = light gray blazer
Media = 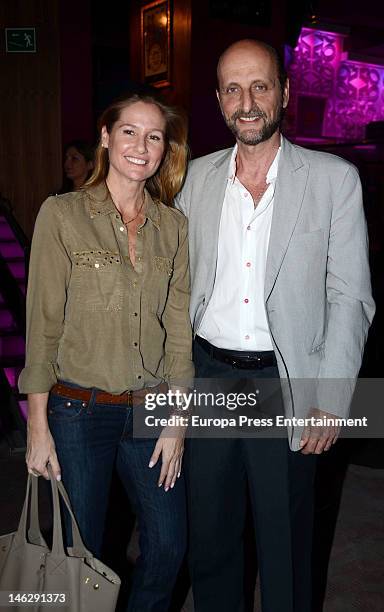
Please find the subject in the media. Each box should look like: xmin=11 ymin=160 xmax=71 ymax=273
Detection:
xmin=176 ymin=137 xmax=375 ymax=449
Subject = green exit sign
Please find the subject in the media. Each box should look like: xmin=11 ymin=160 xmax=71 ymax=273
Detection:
xmin=6 ymin=28 xmax=36 ymax=53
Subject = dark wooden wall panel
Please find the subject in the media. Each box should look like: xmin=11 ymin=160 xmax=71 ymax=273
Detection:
xmin=59 ymin=0 xmax=93 ymax=146
xmin=189 ymin=0 xmax=288 ymax=157
xmin=172 ymin=0 xmax=192 ymax=111
xmin=0 ymin=0 xmax=61 ymax=238
xmin=129 ymin=0 xmax=192 ymax=111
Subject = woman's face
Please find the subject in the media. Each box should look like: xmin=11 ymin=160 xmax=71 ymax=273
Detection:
xmin=102 ymin=101 xmax=166 ymax=185
xmin=64 ymin=147 xmax=93 ymax=185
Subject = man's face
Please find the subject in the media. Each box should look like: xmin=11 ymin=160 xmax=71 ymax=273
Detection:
xmin=216 ymin=44 xmax=289 ymax=146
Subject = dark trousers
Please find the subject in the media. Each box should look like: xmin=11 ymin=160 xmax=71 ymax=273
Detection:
xmin=48 ymin=381 xmax=186 ymax=612
xmin=186 ymin=339 xmax=317 ymax=612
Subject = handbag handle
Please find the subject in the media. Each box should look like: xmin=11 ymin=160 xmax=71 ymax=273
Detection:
xmin=47 ymin=464 xmax=92 ymax=559
xmin=28 ymin=475 xmax=48 ymax=546
xmin=16 ymin=473 xmax=47 ymax=547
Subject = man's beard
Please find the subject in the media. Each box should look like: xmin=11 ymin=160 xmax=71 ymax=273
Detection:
xmin=225 ymin=103 xmax=283 ymax=145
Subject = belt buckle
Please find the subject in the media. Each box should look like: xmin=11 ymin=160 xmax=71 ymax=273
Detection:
xmin=229 ymin=354 xmax=263 ymax=369
xmin=240 ymin=356 xmax=263 ymax=369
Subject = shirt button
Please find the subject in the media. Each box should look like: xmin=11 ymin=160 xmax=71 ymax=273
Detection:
xmin=133 ymin=342 xmax=138 ymax=347
xmin=245 ymin=335 xmax=250 ymax=340
xmin=244 ymin=298 xmax=249 ymax=303
xmin=119 ymin=226 xmax=125 ymax=232
xmin=247 ymin=225 xmax=251 ymax=230
xmin=133 ymin=312 xmax=138 ymax=316
xmin=94 ymin=263 xmax=100 ymax=268
xmin=137 ymin=256 xmax=141 ymax=262
xmin=137 ymin=375 xmax=142 ymax=379
xmin=244 ymin=192 xmax=248 ymax=198
xmin=246 ymin=262 xmax=251 ymax=267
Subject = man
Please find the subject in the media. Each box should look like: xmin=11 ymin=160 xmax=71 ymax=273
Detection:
xmin=176 ymin=39 xmax=375 ymax=612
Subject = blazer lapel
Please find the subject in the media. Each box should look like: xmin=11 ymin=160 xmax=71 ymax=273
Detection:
xmin=202 ymin=149 xmax=233 ymax=299
xmin=264 ymin=139 xmax=309 ymax=301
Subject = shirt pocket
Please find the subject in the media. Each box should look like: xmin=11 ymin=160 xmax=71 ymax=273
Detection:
xmin=71 ymin=250 xmax=123 ymax=311
xmin=154 ymin=256 xmax=174 ymax=276
xmin=148 ymin=256 xmax=174 ymax=315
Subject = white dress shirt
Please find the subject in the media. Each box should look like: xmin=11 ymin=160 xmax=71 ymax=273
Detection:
xmin=198 ymin=141 xmax=282 ymax=351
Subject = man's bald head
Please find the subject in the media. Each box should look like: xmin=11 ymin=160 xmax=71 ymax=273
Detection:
xmin=217 ymin=39 xmax=287 ymax=93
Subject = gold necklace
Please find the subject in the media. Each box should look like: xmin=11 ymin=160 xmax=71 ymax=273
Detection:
xmin=122 ymin=194 xmax=145 ymax=225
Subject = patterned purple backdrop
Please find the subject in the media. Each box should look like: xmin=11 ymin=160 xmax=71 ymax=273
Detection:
xmin=287 ymin=27 xmax=384 ymax=140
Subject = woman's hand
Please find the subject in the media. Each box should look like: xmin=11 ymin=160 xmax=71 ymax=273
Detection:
xmin=149 ymin=425 xmax=186 ymax=491
xmin=26 ymin=393 xmax=61 ymax=481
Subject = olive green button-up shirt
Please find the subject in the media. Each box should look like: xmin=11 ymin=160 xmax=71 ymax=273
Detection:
xmin=18 ymin=183 xmax=194 ymax=394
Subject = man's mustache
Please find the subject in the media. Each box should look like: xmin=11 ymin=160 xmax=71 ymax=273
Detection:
xmin=230 ymin=108 xmax=267 ymax=122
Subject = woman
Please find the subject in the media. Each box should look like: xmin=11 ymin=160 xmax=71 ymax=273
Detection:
xmin=58 ymin=140 xmax=94 ymax=193
xmin=19 ymin=92 xmax=194 ymax=611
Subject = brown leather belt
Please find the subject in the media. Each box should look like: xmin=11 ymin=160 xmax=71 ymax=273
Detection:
xmin=50 ymin=381 xmax=168 ymax=406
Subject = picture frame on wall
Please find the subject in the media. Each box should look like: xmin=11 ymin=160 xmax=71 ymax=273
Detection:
xmin=141 ymin=0 xmax=171 ymax=88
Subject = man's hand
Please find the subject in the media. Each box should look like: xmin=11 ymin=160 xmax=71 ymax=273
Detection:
xmin=299 ymin=408 xmax=341 ymax=454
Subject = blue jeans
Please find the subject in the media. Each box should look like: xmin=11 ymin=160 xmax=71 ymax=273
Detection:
xmin=47 ymin=381 xmax=187 ymax=612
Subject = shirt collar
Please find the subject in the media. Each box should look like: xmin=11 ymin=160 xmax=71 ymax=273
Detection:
xmin=228 ymin=134 xmax=283 ymax=185
xmin=86 ymin=182 xmax=161 ymax=229
xmin=228 ymin=146 xmax=238 ymax=184
xmin=266 ymin=141 xmax=281 ymax=184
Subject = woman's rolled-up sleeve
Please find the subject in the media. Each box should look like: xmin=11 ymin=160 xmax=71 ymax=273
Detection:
xmin=162 ymin=215 xmax=194 ymax=387
xmin=18 ymin=197 xmax=71 ymax=393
